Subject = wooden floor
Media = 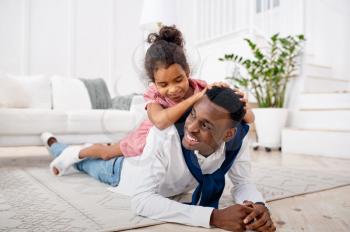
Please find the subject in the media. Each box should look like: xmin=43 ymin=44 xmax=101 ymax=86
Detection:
xmin=1 ymin=146 xmax=349 ymax=232
xmin=128 ymin=149 xmax=350 ymax=232
xmin=129 ymin=185 xmax=350 ymax=232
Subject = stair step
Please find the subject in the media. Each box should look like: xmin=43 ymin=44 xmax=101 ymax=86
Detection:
xmin=298 ymin=93 xmax=350 ymax=110
xmin=304 ymin=63 xmax=332 ymax=78
xmin=288 ymin=110 xmax=350 ymax=131
xmin=303 ymin=76 xmax=349 ymax=93
xmin=282 ymin=128 xmax=350 ymax=158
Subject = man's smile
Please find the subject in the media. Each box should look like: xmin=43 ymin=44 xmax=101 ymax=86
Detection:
xmin=184 ymin=131 xmax=200 ymax=146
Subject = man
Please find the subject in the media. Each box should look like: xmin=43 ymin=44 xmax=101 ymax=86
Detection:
xmin=43 ymin=87 xmax=275 ymax=231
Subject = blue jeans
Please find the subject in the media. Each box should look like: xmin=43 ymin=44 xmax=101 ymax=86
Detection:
xmin=49 ymin=143 xmax=124 ymax=186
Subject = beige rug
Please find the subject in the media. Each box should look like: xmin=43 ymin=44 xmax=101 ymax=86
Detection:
xmin=1 ymin=155 xmax=350 ymax=232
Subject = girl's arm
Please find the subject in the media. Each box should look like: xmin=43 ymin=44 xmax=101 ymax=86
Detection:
xmin=147 ymin=88 xmax=206 ymax=130
xmin=79 ymin=143 xmax=123 ymax=160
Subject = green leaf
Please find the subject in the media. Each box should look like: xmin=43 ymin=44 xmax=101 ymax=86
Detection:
xmin=271 ymin=33 xmax=279 ymax=42
xmin=220 ymin=34 xmax=305 ymax=108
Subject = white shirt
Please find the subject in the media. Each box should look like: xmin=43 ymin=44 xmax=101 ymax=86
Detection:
xmin=112 ymin=125 xmax=264 ymax=228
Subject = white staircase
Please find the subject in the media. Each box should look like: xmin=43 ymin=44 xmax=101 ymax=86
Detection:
xmin=282 ymin=64 xmax=350 ymax=158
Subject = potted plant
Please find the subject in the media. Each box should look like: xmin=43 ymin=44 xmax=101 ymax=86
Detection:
xmin=219 ymin=33 xmax=305 ymax=151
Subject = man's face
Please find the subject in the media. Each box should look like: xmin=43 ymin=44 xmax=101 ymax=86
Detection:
xmin=182 ymin=96 xmax=235 ymax=157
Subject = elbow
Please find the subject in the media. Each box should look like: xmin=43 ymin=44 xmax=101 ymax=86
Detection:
xmin=154 ymin=124 xmax=168 ymax=130
xmin=152 ymin=120 xmax=169 ymax=130
xmin=130 ymin=195 xmax=142 ymax=215
xmin=131 ymin=191 xmax=157 ymax=217
xmin=130 ymin=193 xmax=148 ymax=216
xmin=148 ymin=110 xmax=171 ymax=130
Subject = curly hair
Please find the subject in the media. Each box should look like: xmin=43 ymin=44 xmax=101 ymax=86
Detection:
xmin=144 ymin=25 xmax=190 ymax=82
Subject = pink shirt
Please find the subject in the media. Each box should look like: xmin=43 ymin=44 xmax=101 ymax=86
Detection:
xmin=119 ymin=78 xmax=207 ymax=157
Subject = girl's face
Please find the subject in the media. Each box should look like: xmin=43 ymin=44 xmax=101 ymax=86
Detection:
xmin=154 ymin=64 xmax=190 ymax=103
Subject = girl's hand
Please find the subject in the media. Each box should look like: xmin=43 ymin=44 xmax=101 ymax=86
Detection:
xmin=208 ymin=81 xmax=230 ymax=89
xmin=234 ymin=88 xmax=255 ymax=123
xmin=191 ymin=87 xmax=207 ymax=103
xmin=233 ymin=88 xmax=249 ymax=109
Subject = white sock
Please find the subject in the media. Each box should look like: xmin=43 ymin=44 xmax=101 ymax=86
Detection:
xmin=49 ymin=145 xmax=85 ymax=176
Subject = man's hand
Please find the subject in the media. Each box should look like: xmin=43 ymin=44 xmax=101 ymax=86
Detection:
xmin=210 ymin=204 xmax=253 ymax=232
xmin=243 ymin=201 xmax=276 ymax=232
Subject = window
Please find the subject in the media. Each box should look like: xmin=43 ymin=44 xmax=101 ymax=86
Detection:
xmin=273 ymin=0 xmax=280 ymax=8
xmin=256 ymin=0 xmax=262 ymax=13
xmin=256 ymin=0 xmax=280 ymax=13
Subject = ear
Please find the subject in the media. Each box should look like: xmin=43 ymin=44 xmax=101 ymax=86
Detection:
xmin=223 ymin=128 xmax=236 ymax=142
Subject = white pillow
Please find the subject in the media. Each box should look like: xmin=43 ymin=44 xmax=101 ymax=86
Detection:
xmin=7 ymin=74 xmax=52 ymax=109
xmin=0 ymin=75 xmax=30 ymax=108
xmin=51 ymin=75 xmax=92 ymax=110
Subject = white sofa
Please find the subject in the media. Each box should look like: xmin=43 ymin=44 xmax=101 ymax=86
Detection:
xmin=0 ymin=74 xmax=146 ymax=146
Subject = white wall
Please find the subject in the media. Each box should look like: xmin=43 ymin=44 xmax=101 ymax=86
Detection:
xmin=0 ymin=0 xmax=27 ymax=74
xmin=1 ymin=0 xmax=348 ymax=97
xmin=177 ymin=0 xmax=350 ymax=82
xmin=0 ymin=0 xmax=146 ymax=96
xmin=113 ymin=0 xmax=146 ymax=95
xmin=305 ymin=0 xmax=350 ymax=80
xmin=195 ymin=29 xmax=260 ymax=84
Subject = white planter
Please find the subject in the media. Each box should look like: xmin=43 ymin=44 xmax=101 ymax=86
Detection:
xmin=252 ymin=108 xmax=288 ymax=148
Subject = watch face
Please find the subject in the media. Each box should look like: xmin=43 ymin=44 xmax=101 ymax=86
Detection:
xmin=255 ymin=202 xmax=265 ymax=206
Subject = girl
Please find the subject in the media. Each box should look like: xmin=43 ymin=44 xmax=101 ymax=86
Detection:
xmin=43 ymin=26 xmax=254 ymax=175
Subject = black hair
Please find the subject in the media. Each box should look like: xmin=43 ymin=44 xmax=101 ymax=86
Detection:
xmin=205 ymin=86 xmax=246 ymax=127
xmin=144 ymin=25 xmax=190 ymax=82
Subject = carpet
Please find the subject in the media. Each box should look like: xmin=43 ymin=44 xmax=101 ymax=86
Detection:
xmin=1 ymin=155 xmax=350 ymax=232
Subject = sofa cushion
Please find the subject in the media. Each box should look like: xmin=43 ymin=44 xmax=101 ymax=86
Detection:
xmin=111 ymin=94 xmax=139 ymax=110
xmin=0 ymin=75 xmax=30 ymax=108
xmin=6 ymin=74 xmax=52 ymax=109
xmin=80 ymin=78 xmax=112 ymax=109
xmin=0 ymin=109 xmax=68 ymax=135
xmin=67 ymin=110 xmax=136 ymax=134
xmin=51 ymin=75 xmax=92 ymax=110
xmin=129 ymin=95 xmax=148 ymax=127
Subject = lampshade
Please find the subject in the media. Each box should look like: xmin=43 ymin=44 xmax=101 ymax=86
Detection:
xmin=139 ymin=0 xmax=177 ymax=31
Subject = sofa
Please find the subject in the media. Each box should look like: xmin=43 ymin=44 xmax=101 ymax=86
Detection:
xmin=0 ymin=74 xmax=147 ymax=146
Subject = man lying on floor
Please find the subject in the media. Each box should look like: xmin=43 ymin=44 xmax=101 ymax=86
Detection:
xmin=42 ymin=87 xmax=275 ymax=232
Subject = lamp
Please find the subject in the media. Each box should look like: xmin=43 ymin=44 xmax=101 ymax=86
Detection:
xmin=139 ymin=0 xmax=177 ymax=32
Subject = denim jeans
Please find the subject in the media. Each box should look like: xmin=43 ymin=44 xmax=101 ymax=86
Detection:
xmin=49 ymin=143 xmax=124 ymax=186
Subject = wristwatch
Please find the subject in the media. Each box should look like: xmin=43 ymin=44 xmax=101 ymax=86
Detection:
xmin=255 ymin=201 xmax=270 ymax=211
xmin=255 ymin=202 xmax=265 ymax=206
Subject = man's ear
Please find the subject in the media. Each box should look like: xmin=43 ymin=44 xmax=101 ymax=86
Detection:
xmin=223 ymin=128 xmax=236 ymax=142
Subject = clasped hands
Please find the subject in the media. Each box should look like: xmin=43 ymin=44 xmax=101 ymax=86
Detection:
xmin=210 ymin=200 xmax=276 ymax=232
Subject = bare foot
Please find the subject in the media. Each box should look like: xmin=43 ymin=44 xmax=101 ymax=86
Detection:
xmin=52 ymin=166 xmax=59 ymax=175
xmin=47 ymin=137 xmax=57 ymax=147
